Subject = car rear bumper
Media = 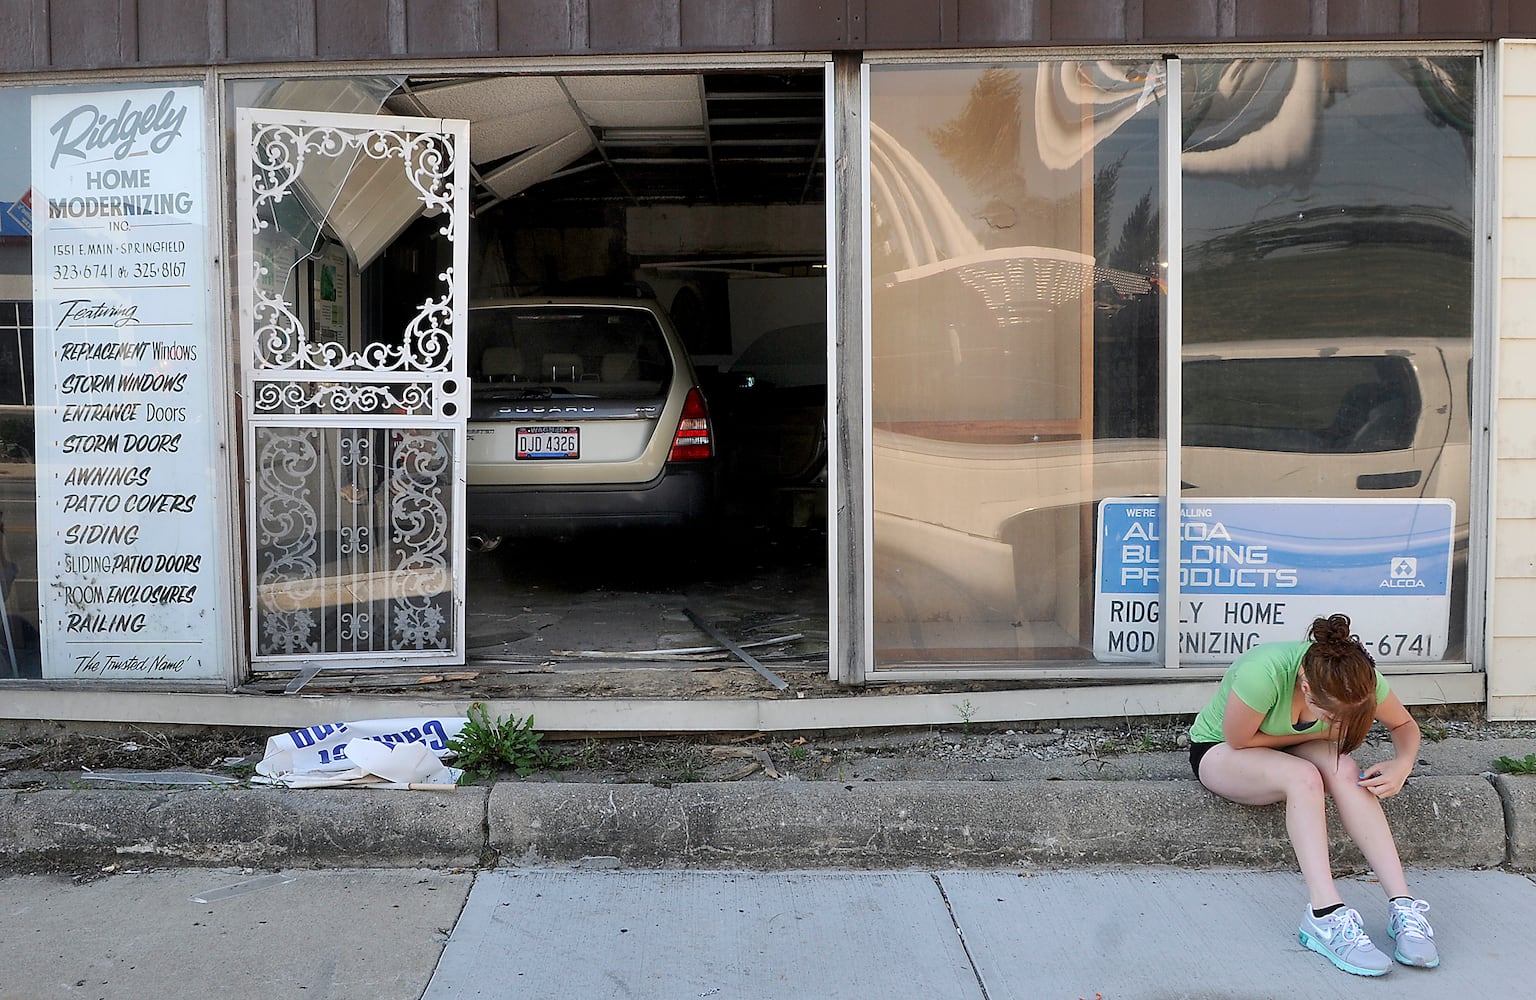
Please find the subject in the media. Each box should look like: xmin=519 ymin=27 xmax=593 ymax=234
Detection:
xmin=466 ymin=462 xmax=716 ymax=537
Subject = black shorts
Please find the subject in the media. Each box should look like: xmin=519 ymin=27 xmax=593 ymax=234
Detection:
xmin=1189 ymin=740 xmax=1221 ymax=778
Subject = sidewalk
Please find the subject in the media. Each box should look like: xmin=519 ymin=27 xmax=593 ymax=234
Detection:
xmin=2 ymin=733 xmax=1533 ymax=873
xmin=2 ymin=865 xmax=1533 ymax=999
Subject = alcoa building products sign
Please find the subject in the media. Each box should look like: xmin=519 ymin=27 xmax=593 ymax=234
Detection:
xmin=1093 ymin=498 xmax=1455 ymax=663
xmin=30 ymin=86 xmax=224 ymax=680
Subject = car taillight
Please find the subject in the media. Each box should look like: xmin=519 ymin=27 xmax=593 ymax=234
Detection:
xmin=667 ymin=388 xmax=714 ymax=462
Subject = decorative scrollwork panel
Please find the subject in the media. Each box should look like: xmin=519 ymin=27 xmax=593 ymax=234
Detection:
xmin=247 ymin=120 xmax=457 ymax=375
xmin=240 ymin=108 xmax=468 ymax=669
xmin=252 ymin=380 xmax=437 ymax=417
xmin=253 ymin=425 xmax=456 ymax=657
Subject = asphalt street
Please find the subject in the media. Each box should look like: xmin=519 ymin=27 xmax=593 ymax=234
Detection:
xmin=2 ymin=865 xmax=1532 ymax=1000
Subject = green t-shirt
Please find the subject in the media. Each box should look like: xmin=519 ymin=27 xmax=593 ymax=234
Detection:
xmin=1189 ymin=640 xmax=1391 ymax=745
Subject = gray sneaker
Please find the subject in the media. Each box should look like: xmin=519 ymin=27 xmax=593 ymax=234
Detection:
xmin=1298 ymin=906 xmax=1393 ymax=976
xmin=1388 ymin=898 xmax=1440 ymax=968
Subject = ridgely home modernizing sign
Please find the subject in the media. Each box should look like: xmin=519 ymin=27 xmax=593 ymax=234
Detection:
xmin=31 ymin=85 xmax=224 ymax=680
xmin=1094 ymin=498 xmax=1456 ymax=663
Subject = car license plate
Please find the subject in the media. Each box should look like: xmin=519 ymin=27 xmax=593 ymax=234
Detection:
xmin=516 ymin=426 xmax=580 ymax=459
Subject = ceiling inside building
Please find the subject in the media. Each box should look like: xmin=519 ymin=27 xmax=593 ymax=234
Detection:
xmin=389 ymin=71 xmax=826 ymax=209
xmin=254 ymin=70 xmax=824 ymax=270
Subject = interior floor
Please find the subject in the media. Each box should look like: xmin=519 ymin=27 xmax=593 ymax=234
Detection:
xmin=465 ymin=522 xmax=829 ymax=671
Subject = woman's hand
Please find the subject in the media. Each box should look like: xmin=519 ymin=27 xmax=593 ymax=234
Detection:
xmin=1361 ymin=692 xmax=1421 ymax=799
xmin=1358 ymin=757 xmax=1413 ymax=798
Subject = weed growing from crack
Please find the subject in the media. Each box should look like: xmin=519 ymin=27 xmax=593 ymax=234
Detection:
xmin=1493 ymin=753 xmax=1536 ymax=775
xmin=655 ymin=757 xmax=704 ymax=785
xmin=446 ymin=702 xmax=568 ymax=782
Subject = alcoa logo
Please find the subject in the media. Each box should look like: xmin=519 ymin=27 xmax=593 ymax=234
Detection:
xmin=1380 ymin=556 xmax=1426 ymax=589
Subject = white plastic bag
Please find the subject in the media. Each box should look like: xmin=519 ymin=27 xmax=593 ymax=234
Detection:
xmin=252 ymin=717 xmax=466 ymax=788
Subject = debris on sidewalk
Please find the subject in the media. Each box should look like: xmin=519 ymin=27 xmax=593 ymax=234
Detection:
xmin=415 ymin=671 xmax=480 ymax=685
xmin=550 ymin=634 xmax=802 ymax=661
xmin=683 ymin=608 xmax=790 ymax=690
xmin=709 ymin=745 xmax=777 ymax=780
xmin=189 ymin=872 xmax=296 ymax=903
xmin=251 ymin=717 xmax=467 ymax=788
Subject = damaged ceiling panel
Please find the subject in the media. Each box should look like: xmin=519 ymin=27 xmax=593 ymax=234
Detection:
xmin=258 ymin=77 xmax=439 ymax=270
xmin=562 ymin=74 xmax=704 ymax=129
xmin=396 ymin=77 xmax=581 ymax=165
xmin=398 ymin=71 xmax=825 ymax=208
xmin=255 ymin=70 xmax=825 ymax=253
xmin=480 ymin=129 xmax=597 ymax=201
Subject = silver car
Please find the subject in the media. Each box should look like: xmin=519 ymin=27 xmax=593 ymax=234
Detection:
xmin=465 ymin=295 xmax=716 ymax=543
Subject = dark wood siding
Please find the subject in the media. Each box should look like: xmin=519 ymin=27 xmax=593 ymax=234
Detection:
xmin=1328 ymin=0 xmax=1403 ymax=37
xmin=316 ymin=0 xmax=396 ymax=60
xmin=498 ymin=0 xmax=574 ymax=53
xmin=0 ymin=0 xmax=37 ymax=70
xmin=680 ymin=0 xmax=761 ymax=49
xmin=588 ymin=0 xmax=681 ymax=52
xmin=1423 ymin=0 xmax=1493 ymax=35
xmin=140 ymin=0 xmax=213 ymax=65
xmin=405 ymin=0 xmax=498 ymax=56
xmin=0 ymin=0 xmax=1516 ymax=73
xmin=225 ymin=0 xmax=314 ymax=62
xmin=1232 ymin=0 xmax=1315 ymax=40
xmin=49 ymin=0 xmax=127 ymax=68
xmin=1049 ymin=1 xmax=1132 ymax=44
xmin=954 ymin=0 xmax=1042 ymax=45
xmin=865 ymin=0 xmax=946 ymax=48
xmin=771 ymin=0 xmax=852 ymax=49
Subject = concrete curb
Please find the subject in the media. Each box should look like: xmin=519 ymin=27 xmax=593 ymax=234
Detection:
xmin=1493 ymin=774 xmax=1536 ymax=869
xmin=0 ymin=787 xmax=488 ymax=870
xmin=0 ymin=777 xmax=1524 ymax=872
xmin=487 ymin=776 xmax=1508 ymax=869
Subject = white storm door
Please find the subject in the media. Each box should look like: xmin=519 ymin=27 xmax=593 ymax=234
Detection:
xmin=236 ymin=109 xmax=469 ymax=668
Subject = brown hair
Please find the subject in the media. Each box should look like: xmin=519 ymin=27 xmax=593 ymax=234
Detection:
xmin=1301 ymin=614 xmax=1378 ymax=753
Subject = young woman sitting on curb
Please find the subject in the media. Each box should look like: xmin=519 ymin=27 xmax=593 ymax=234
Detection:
xmin=1188 ymin=613 xmax=1438 ymax=976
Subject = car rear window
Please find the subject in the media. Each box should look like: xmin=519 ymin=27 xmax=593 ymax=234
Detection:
xmin=1183 ymin=355 xmax=1421 ymax=454
xmin=470 ymin=305 xmax=672 ymax=397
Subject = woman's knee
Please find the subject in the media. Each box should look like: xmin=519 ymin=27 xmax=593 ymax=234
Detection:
xmin=1315 ymin=751 xmax=1361 ymax=787
xmin=1282 ymin=761 xmax=1326 ymax=800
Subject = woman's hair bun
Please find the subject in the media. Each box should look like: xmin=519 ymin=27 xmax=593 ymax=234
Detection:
xmin=1308 ymin=613 xmax=1354 ymax=646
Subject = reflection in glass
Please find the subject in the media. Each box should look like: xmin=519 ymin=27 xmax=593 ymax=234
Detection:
xmin=1181 ymin=57 xmax=1476 ymax=660
xmin=0 ymin=92 xmax=35 ymax=677
xmin=870 ymin=63 xmax=1166 ymax=667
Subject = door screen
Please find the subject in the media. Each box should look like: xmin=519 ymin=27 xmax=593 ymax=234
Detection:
xmin=236 ymin=109 xmax=469 ymax=666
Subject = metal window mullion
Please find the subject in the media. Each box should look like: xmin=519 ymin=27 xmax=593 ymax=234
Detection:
xmin=858 ymin=59 xmax=874 ymax=685
xmin=1161 ymin=58 xmax=1184 ymax=670
xmin=1472 ymin=43 xmax=1498 ymax=674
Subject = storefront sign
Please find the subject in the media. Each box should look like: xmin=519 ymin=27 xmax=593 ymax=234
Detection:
xmin=1094 ymin=498 xmax=1455 ymax=663
xmin=31 ymin=86 xmax=223 ymax=679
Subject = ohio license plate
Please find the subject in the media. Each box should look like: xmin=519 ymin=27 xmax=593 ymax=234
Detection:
xmin=516 ymin=426 xmax=579 ymax=459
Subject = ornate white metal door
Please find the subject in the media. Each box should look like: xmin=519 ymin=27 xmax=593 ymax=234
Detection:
xmin=236 ymin=109 xmax=469 ymax=668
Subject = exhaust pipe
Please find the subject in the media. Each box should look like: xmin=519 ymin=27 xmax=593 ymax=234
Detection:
xmin=467 ymin=534 xmax=503 ymax=553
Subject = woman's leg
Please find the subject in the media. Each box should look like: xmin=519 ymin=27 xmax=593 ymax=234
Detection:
xmin=1287 ymin=740 xmax=1412 ymax=899
xmin=1198 ymin=743 xmax=1341 ymax=906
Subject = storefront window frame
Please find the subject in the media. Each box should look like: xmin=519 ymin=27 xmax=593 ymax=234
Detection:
xmin=213 ymin=55 xmax=840 ymax=689
xmin=854 ymin=43 xmax=1492 ymax=684
xmin=0 ymin=66 xmax=240 ymax=689
xmin=0 ymin=46 xmax=1492 ymax=696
